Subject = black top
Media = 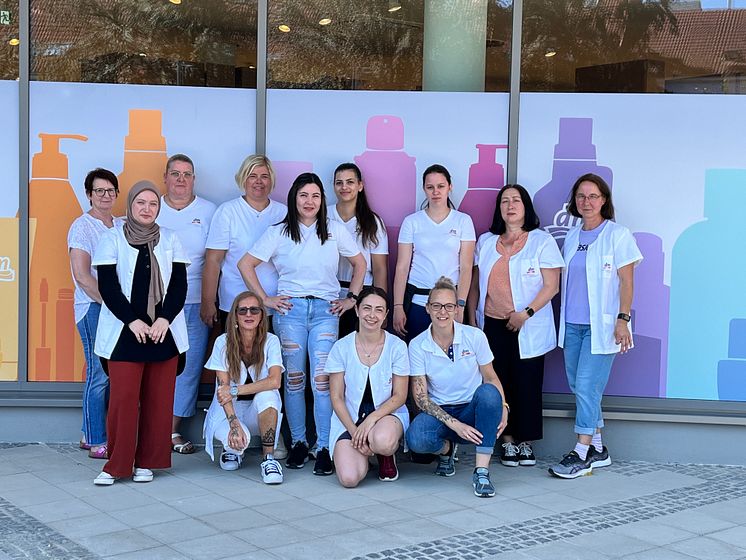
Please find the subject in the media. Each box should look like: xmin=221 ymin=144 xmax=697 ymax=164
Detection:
xmin=358 ymin=376 xmax=375 ymax=416
xmin=98 ymin=242 xmax=187 ymax=363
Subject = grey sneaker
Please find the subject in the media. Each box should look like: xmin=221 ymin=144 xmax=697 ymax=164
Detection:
xmin=587 ymin=445 xmax=612 ymax=468
xmin=500 ymin=441 xmax=520 ymax=467
xmin=434 ymin=442 xmax=456 ymax=477
xmin=472 ymin=467 xmax=495 ymax=497
xmin=548 ymin=450 xmax=592 ymax=479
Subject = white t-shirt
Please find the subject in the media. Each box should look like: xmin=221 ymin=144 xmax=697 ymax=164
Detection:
xmin=249 ymin=220 xmax=361 ymax=301
xmin=205 ymin=332 xmax=284 ymax=383
xmin=328 ymin=205 xmax=388 ymax=296
xmin=398 ymin=209 xmax=476 ymax=306
xmin=409 ymin=322 xmax=494 ymax=406
xmin=157 ymin=196 xmax=216 ymax=305
xmin=67 ymin=213 xmax=124 ymax=324
xmin=206 ymin=197 xmax=287 ymax=312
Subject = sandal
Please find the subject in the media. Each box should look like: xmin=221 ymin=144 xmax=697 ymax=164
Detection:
xmin=171 ymin=432 xmax=196 ymax=454
xmin=88 ymin=444 xmax=108 ymax=459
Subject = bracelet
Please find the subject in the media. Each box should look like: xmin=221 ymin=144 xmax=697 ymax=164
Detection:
xmin=226 ymin=414 xmax=238 ymax=423
xmin=503 ymin=402 xmax=510 ymax=412
xmin=393 ymin=303 xmax=404 ymax=307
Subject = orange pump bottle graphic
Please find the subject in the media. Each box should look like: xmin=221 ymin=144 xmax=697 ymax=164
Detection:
xmin=28 ymin=133 xmax=87 ymax=381
xmin=113 ymin=109 xmax=168 ymax=216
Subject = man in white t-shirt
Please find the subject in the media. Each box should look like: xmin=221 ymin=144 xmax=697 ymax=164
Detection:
xmin=156 ymin=154 xmax=216 ymax=455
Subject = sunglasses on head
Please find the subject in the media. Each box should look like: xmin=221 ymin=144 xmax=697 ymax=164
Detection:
xmin=237 ymin=306 xmax=263 ymax=316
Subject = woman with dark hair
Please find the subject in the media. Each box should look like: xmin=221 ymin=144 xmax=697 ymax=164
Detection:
xmin=92 ymin=181 xmax=189 ymax=485
xmin=467 ymin=184 xmax=563 ymax=468
xmin=326 ymin=286 xmax=409 ymax=487
xmin=393 ymin=164 xmax=475 ymax=342
xmin=202 ymin=291 xmax=284 ymax=483
xmin=329 ymin=163 xmax=388 ymax=337
xmin=68 ymin=168 xmax=122 ymax=459
xmin=549 ymin=173 xmax=642 ymax=479
xmin=238 ymin=172 xmax=366 ymax=476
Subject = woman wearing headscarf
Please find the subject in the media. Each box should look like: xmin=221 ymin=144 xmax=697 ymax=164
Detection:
xmin=92 ymin=181 xmax=190 ymax=485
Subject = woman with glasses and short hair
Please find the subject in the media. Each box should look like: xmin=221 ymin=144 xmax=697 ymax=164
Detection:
xmin=406 ymin=277 xmax=508 ymax=498
xmin=68 ymin=168 xmax=123 ymax=460
xmin=202 ymin=291 xmax=284 ymax=483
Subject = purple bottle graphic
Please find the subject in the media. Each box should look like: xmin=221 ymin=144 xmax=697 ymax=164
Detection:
xmin=355 ymin=115 xmax=417 ymax=272
xmin=533 ymin=118 xmax=613 ymax=248
xmin=458 ymin=144 xmax=508 ymax=237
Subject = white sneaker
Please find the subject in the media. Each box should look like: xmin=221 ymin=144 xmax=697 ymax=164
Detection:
xmin=260 ymin=457 xmax=284 ymax=484
xmin=132 ymin=468 xmax=153 ymax=482
xmin=274 ymin=438 xmax=288 ymax=461
xmin=220 ymin=451 xmax=242 ymax=471
xmin=94 ymin=471 xmax=117 ymax=486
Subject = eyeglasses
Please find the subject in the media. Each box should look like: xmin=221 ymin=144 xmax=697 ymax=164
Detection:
xmin=168 ymin=170 xmax=194 ymax=180
xmin=237 ymin=306 xmax=263 ymax=316
xmin=92 ymin=188 xmax=117 ymax=197
xmin=428 ymin=302 xmax=457 ymax=312
xmin=575 ymin=193 xmax=603 ymax=202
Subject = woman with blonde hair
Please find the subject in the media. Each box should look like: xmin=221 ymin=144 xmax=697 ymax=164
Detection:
xmin=202 ymin=291 xmax=284 ymax=483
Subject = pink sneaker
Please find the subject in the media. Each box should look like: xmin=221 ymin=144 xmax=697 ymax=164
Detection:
xmin=88 ymin=445 xmax=108 ymax=460
xmin=377 ymin=454 xmax=399 ymax=482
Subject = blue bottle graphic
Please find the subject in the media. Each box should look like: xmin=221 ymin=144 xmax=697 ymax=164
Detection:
xmin=718 ymin=319 xmax=746 ymax=401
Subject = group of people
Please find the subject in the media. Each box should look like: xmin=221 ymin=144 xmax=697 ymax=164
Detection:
xmin=68 ymin=154 xmax=641 ymax=497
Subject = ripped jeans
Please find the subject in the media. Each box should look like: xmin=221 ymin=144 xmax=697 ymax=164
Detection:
xmin=273 ymin=297 xmax=339 ymax=450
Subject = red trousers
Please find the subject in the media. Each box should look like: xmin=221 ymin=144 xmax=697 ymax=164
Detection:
xmin=103 ymin=357 xmax=178 ymax=478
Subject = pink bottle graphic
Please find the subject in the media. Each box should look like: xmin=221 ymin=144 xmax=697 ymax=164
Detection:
xmin=355 ymin=115 xmax=417 ymax=273
xmin=458 ymin=144 xmax=508 ymax=237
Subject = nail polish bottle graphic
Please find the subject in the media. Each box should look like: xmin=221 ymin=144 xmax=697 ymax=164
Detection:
xmin=114 ymin=109 xmax=168 ymax=216
xmin=533 ymin=118 xmax=613 ymax=248
xmin=354 ymin=115 xmax=417 ymax=273
xmin=668 ymin=169 xmax=746 ymax=399
xmin=28 ymin=133 xmax=87 ymax=381
xmin=458 ymin=144 xmax=508 ymax=237
xmin=717 ymin=319 xmax=746 ymax=401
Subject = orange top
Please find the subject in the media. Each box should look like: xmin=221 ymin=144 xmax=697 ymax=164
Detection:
xmin=484 ymin=231 xmax=528 ymax=320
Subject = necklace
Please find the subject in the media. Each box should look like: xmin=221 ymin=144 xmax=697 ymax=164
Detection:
xmin=357 ymin=333 xmax=384 ymax=359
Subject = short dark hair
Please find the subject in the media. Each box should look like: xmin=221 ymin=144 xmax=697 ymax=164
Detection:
xmin=421 ymin=164 xmax=455 ymax=210
xmin=166 ymin=153 xmax=194 ymax=174
xmin=84 ymin=168 xmax=119 ymax=202
xmin=281 ymin=172 xmax=329 ymax=244
xmin=567 ymin=173 xmax=615 ymax=220
xmin=489 ymin=184 xmax=540 ymax=235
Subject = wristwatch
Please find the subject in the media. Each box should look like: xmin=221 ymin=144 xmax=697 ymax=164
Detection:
xmin=457 ymin=299 xmax=466 ymax=307
xmin=617 ymin=312 xmax=631 ymax=322
xmin=346 ymin=291 xmax=358 ymax=301
xmin=524 ymin=306 xmax=535 ymax=318
xmin=230 ymin=385 xmax=239 ymax=397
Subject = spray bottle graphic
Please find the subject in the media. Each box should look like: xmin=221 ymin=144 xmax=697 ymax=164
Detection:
xmin=114 ymin=109 xmax=168 ymax=216
xmin=458 ymin=144 xmax=508 ymax=236
xmin=354 ymin=115 xmax=417 ymax=273
xmin=28 ymin=133 xmax=87 ymax=381
xmin=533 ymin=118 xmax=613 ymax=248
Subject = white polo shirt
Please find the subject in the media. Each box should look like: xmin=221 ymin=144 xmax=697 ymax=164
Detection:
xmin=409 ymin=322 xmax=494 ymax=406
xmin=157 ymin=196 xmax=216 ymax=305
xmin=398 ymin=209 xmax=476 ymax=306
xmin=325 ymin=331 xmax=410 ymax=456
xmin=249 ymin=219 xmax=361 ymax=301
xmin=206 ymin=197 xmax=287 ymax=312
xmin=328 ymin=205 xmax=388 ymax=295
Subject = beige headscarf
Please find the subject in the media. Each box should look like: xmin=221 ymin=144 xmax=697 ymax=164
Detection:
xmin=124 ymin=181 xmax=163 ymax=322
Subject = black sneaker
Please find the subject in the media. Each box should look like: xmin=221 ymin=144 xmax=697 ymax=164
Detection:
xmin=548 ymin=450 xmax=592 ymax=479
xmin=499 ymin=442 xmax=520 ymax=467
xmin=587 ymin=445 xmax=612 ymax=468
xmin=313 ymin=447 xmax=334 ymax=476
xmin=285 ymin=441 xmax=309 ymax=469
xmin=517 ymin=442 xmax=536 ymax=466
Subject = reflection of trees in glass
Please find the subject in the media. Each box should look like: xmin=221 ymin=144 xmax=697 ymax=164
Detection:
xmin=0 ymin=2 xmax=19 ymax=79
xmin=31 ymin=0 xmax=257 ymax=86
xmin=522 ymin=0 xmax=678 ymax=91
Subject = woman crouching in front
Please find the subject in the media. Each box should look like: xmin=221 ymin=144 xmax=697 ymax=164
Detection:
xmin=326 ymin=287 xmax=410 ymax=487
xmin=202 ymin=291 xmax=285 ymax=484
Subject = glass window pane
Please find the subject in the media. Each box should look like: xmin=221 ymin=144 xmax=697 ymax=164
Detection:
xmin=522 ymin=0 xmax=746 ymax=94
xmin=268 ymin=0 xmax=512 ymax=92
xmin=0 ymin=0 xmax=19 ymax=80
xmin=31 ymin=0 xmax=257 ymax=87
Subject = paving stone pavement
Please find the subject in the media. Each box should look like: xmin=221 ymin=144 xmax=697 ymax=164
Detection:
xmin=1 ymin=443 xmax=745 ymax=560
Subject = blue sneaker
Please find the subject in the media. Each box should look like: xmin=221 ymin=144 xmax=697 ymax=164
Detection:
xmin=548 ymin=450 xmax=592 ymax=479
xmin=434 ymin=442 xmax=456 ymax=477
xmin=472 ymin=467 xmax=495 ymax=497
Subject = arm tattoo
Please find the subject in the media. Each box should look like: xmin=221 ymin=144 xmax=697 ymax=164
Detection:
xmin=230 ymin=426 xmax=239 ymax=438
xmin=261 ymin=427 xmax=276 ymax=448
xmin=412 ymin=376 xmax=454 ymax=426
xmin=226 ymin=414 xmax=237 ymax=423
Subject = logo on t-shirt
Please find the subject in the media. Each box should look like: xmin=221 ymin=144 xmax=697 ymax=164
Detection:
xmin=449 ymin=229 xmax=458 ymax=236
xmin=577 ymin=243 xmax=589 ymax=252
xmin=191 ymin=218 xmax=201 ymax=225
xmin=460 ymin=348 xmax=473 ymax=358
xmin=603 ymin=261 xmax=613 ymax=272
xmin=526 ymin=266 xmax=537 ymax=275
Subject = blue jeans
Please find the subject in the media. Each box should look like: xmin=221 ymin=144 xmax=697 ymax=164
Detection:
xmin=273 ymin=297 xmax=339 ymax=449
xmin=173 ymin=304 xmax=209 ymax=418
xmin=563 ymin=323 xmax=616 ymax=436
xmin=77 ymin=303 xmax=109 ymax=446
xmin=406 ymin=384 xmax=502 ymax=455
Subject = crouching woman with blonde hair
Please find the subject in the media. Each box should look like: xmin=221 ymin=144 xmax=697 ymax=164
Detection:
xmin=202 ymin=291 xmax=284 ymax=484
